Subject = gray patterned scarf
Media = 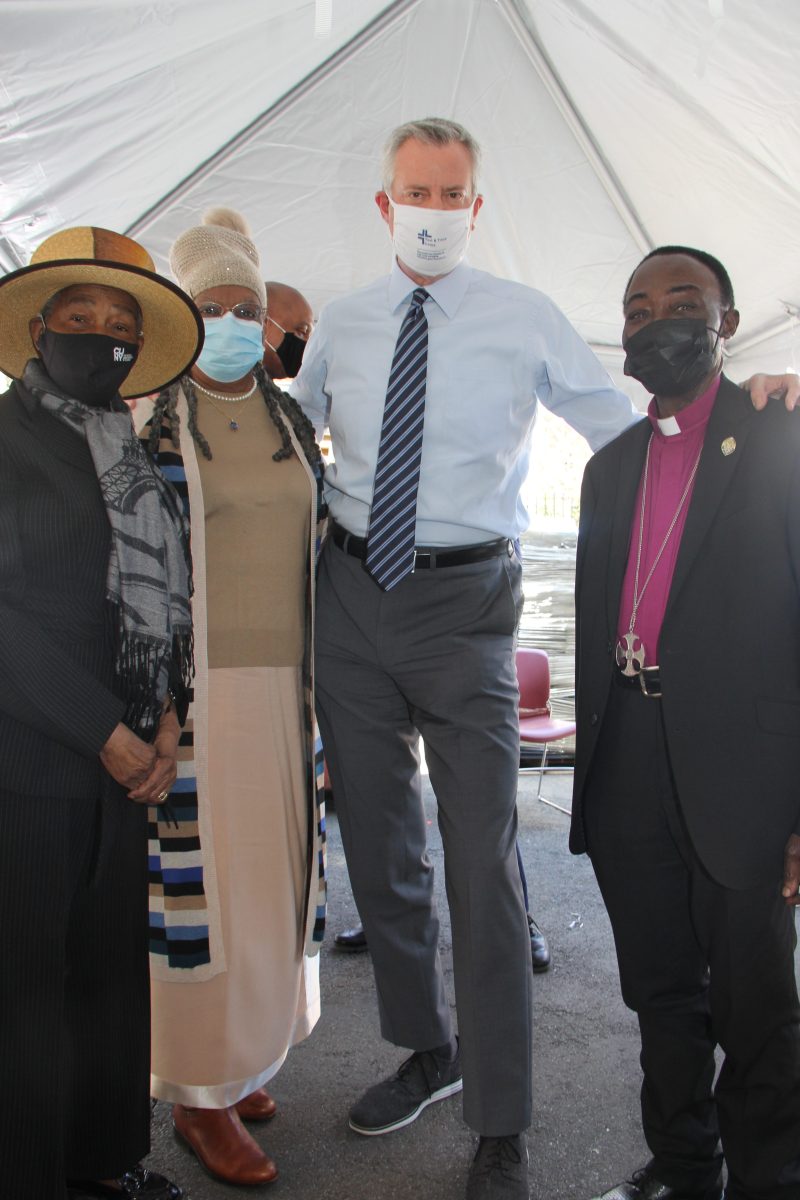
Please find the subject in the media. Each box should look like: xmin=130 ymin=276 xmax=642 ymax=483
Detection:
xmin=24 ymin=359 xmax=193 ymax=739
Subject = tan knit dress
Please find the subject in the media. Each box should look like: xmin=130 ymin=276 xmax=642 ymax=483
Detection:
xmin=150 ymin=392 xmax=321 ymax=1107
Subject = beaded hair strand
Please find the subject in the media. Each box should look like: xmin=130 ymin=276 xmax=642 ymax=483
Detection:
xmin=148 ymin=385 xmax=183 ymax=453
xmin=253 ymin=363 xmax=324 ymax=473
xmin=147 ymin=380 xmax=213 ymax=460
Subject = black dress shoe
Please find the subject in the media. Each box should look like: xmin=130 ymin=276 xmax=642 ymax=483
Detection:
xmin=591 ymin=1161 xmax=723 ymax=1200
xmin=527 ymin=914 xmax=551 ymax=972
xmin=466 ymin=1133 xmax=530 ymax=1198
xmin=67 ymin=1164 xmax=182 ymax=1198
xmin=335 ymin=923 xmax=369 ymax=952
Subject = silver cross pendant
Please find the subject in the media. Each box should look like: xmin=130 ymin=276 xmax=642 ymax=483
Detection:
xmin=615 ymin=631 xmax=646 ymax=677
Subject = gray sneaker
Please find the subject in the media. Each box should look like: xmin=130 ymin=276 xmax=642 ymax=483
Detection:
xmin=465 ymin=1135 xmax=530 ymax=1199
xmin=348 ymin=1044 xmax=463 ymax=1135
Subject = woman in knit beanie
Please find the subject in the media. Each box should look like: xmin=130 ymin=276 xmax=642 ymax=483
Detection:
xmin=146 ymin=209 xmax=326 ymax=1187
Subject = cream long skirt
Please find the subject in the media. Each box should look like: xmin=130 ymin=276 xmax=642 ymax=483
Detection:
xmin=150 ymin=666 xmax=320 ymax=1107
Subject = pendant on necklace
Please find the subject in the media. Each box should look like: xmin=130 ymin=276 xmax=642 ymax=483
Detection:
xmin=615 ymin=631 xmax=646 ymax=676
xmin=228 ymin=419 xmax=239 ymax=432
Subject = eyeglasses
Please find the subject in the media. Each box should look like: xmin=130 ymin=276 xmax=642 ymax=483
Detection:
xmin=197 ymin=302 xmax=265 ymax=323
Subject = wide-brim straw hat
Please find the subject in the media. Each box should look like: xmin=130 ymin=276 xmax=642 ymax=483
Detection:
xmin=0 ymin=226 xmax=204 ymax=397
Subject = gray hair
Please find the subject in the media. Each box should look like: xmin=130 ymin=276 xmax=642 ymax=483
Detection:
xmin=40 ymin=291 xmax=62 ymax=323
xmin=381 ymin=118 xmax=482 ymax=198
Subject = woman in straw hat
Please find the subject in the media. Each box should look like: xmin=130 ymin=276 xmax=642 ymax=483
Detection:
xmin=0 ymin=227 xmax=202 ymax=1199
xmin=146 ymin=209 xmax=326 ymax=1187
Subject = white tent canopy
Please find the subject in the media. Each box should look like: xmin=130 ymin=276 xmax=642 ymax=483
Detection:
xmin=2 ymin=0 xmax=799 ymax=393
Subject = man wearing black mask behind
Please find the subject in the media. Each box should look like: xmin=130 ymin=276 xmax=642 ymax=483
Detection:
xmin=263 ymin=281 xmax=314 ymax=380
xmin=571 ymin=246 xmax=800 ymax=1200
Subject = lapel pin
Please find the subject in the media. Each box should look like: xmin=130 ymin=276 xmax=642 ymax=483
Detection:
xmin=721 ymin=437 xmax=736 ymax=457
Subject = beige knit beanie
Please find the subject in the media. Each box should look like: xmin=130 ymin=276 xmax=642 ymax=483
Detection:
xmin=169 ymin=207 xmax=266 ymax=307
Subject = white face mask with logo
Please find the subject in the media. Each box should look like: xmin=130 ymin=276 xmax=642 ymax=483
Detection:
xmin=388 ymin=198 xmax=474 ymax=277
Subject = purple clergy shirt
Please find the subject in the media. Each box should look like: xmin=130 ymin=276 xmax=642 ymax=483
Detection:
xmin=617 ymin=374 xmax=721 ymax=667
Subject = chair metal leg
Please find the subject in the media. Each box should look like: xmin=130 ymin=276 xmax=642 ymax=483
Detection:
xmin=538 ymin=793 xmax=572 ymax=817
xmin=519 ymin=743 xmax=573 ymax=816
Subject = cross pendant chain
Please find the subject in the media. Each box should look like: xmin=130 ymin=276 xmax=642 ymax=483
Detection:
xmin=617 ymin=435 xmax=702 ymax=676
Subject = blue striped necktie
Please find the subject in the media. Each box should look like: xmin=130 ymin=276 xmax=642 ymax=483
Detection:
xmin=365 ymin=287 xmax=429 ymax=590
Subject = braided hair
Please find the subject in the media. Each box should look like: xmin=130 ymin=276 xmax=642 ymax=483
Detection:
xmin=148 ymin=363 xmax=324 ymax=475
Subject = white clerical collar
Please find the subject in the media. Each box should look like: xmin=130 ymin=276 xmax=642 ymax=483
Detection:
xmin=655 ymin=414 xmax=682 ymax=437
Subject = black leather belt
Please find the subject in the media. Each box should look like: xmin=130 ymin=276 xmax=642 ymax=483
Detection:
xmin=330 ymin=521 xmax=513 ymax=569
xmin=614 ymin=666 xmax=662 ymax=698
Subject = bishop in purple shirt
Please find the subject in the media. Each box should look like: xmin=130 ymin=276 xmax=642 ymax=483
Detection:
xmin=572 ymin=245 xmax=800 ymax=1200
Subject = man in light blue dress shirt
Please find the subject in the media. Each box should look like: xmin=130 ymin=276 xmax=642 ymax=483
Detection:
xmin=289 ymin=119 xmax=792 ymax=1199
xmin=290 ymin=116 xmax=642 ymax=1200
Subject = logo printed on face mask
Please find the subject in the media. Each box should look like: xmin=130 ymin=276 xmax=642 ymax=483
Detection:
xmin=36 ymin=327 xmax=140 ymax=407
xmin=389 ymin=199 xmax=473 ymax=277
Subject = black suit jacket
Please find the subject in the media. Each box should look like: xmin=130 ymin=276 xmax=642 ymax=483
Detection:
xmin=571 ymin=376 xmax=800 ymax=888
xmin=0 ymin=380 xmax=127 ymax=797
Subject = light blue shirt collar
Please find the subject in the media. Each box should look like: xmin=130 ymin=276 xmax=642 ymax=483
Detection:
xmin=388 ymin=257 xmax=472 ymax=320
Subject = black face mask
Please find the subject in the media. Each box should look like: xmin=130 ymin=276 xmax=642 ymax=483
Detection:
xmin=36 ymin=328 xmax=139 ymax=407
xmin=623 ymin=317 xmax=724 ymax=398
xmin=274 ymin=331 xmax=307 ymax=379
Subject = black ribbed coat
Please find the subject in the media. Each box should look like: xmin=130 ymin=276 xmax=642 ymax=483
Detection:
xmin=0 ymin=377 xmax=154 ymax=1191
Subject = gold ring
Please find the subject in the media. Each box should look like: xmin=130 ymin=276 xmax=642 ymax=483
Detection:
xmin=157 ymin=790 xmax=169 ymax=803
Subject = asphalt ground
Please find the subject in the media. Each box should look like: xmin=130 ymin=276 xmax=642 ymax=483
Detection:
xmin=144 ymin=768 xmax=659 ymax=1200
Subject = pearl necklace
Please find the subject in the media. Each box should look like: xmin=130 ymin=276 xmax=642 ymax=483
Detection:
xmin=194 ymin=378 xmax=258 ymax=403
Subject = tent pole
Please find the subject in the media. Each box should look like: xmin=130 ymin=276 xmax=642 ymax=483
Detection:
xmin=497 ymin=0 xmax=652 ymax=256
xmin=125 ymin=0 xmax=423 ymax=239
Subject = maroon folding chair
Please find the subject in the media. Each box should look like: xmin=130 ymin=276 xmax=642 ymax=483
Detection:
xmin=516 ymin=647 xmax=576 ymax=816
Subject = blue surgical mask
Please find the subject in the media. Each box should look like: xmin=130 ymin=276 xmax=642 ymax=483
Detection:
xmin=195 ymin=312 xmax=264 ymax=382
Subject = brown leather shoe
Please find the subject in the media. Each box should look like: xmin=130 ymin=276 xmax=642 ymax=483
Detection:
xmin=236 ymin=1087 xmax=278 ymax=1122
xmin=172 ymin=1103 xmax=278 ymax=1186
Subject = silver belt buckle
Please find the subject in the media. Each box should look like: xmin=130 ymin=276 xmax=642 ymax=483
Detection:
xmin=638 ymin=666 xmax=662 ymax=698
xmin=410 ymin=548 xmax=418 ymax=573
